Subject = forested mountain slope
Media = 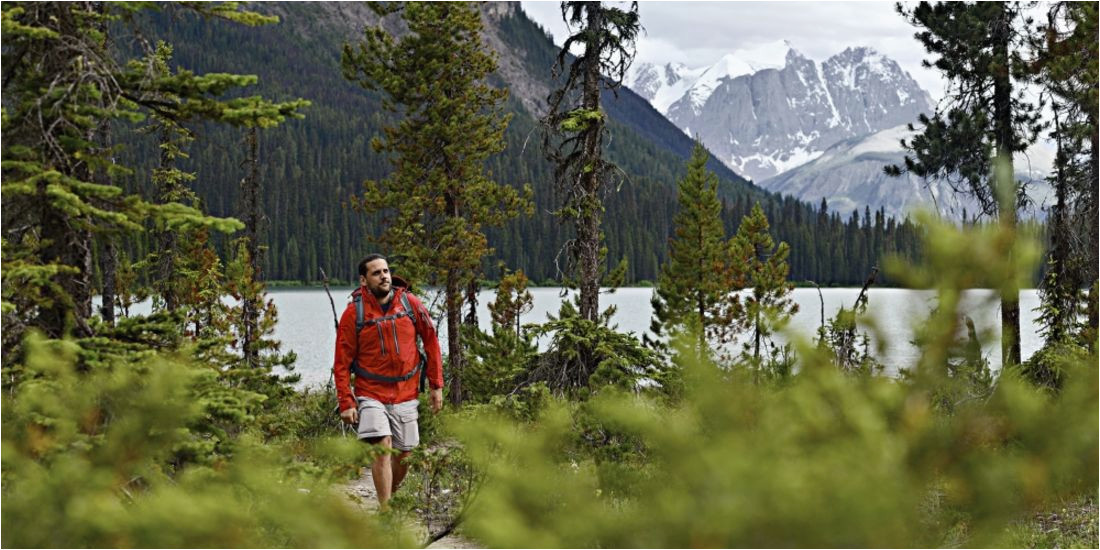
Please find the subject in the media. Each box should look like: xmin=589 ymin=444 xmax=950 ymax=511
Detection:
xmin=121 ymin=2 xmax=920 ymax=285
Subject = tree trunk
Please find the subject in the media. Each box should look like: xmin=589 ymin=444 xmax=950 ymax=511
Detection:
xmin=97 ymin=122 xmax=117 ymax=325
xmin=993 ymin=5 xmax=1020 ymax=368
xmin=38 ymin=162 xmax=93 ymax=338
xmin=240 ymin=127 xmax=262 ymax=369
xmin=1088 ymin=118 xmax=1099 ymax=299
xmin=1049 ymin=106 xmax=1069 ymax=341
xmin=243 ymin=127 xmax=263 ymax=282
xmin=753 ymin=309 xmax=761 ymax=360
xmin=464 ymin=276 xmax=479 ymax=327
xmin=577 ymin=4 xmax=604 ymax=325
xmin=39 ymin=219 xmax=93 ymax=338
xmin=446 ymin=269 xmax=464 ymax=406
xmin=99 ymin=239 xmax=118 ymax=325
xmin=156 ymin=126 xmax=179 ymax=312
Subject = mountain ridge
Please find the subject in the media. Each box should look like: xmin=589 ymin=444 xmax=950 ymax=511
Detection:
xmin=118 ymin=2 xmax=922 ymax=285
xmin=627 ymin=43 xmax=933 ymax=182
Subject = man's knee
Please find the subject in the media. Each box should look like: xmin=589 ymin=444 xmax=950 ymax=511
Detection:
xmin=366 ymin=435 xmax=393 ymax=464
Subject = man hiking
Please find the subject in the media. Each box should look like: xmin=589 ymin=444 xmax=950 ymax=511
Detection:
xmin=333 ymin=254 xmax=444 ymax=509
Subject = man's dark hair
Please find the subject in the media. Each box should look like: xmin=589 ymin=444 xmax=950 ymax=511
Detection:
xmin=358 ymin=254 xmax=387 ymax=277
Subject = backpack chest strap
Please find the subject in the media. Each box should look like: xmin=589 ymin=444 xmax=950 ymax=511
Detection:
xmin=354 ymin=291 xmax=417 ymax=331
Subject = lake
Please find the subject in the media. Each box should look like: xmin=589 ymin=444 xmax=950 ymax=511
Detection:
xmin=270 ymin=287 xmax=1043 ymax=388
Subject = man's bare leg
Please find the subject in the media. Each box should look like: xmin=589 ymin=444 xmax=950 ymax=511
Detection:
xmin=369 ymin=436 xmax=394 ymax=508
xmin=391 ymin=450 xmax=411 ymax=494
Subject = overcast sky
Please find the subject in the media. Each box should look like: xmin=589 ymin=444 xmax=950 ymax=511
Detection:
xmin=519 ymin=1 xmax=948 ymax=100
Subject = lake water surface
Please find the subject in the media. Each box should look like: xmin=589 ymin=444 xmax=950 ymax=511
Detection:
xmin=271 ymin=287 xmax=1042 ymax=388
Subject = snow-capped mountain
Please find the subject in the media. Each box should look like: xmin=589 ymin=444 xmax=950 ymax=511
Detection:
xmin=760 ymin=125 xmax=1055 ymax=220
xmin=760 ymin=125 xmax=962 ymax=219
xmin=626 ymin=42 xmax=934 ymax=182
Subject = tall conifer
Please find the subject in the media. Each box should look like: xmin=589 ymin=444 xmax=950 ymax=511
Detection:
xmin=542 ymin=1 xmax=641 ymax=324
xmin=1 ymin=2 xmax=304 ymax=356
xmin=1031 ymin=2 xmax=1098 ymax=345
xmin=889 ymin=1 xmax=1040 ymax=367
xmin=342 ymin=2 xmax=532 ymax=405
xmin=651 ymin=141 xmax=740 ymax=352
xmin=735 ymin=203 xmax=798 ymax=363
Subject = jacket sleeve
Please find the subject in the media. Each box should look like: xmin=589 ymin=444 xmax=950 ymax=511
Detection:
xmin=333 ymin=304 xmax=359 ymax=412
xmin=411 ymin=295 xmax=444 ymax=390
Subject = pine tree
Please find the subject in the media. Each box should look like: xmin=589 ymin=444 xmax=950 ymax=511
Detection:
xmin=0 ymin=2 xmax=304 ymax=358
xmin=888 ymin=1 xmax=1041 ymax=368
xmin=734 ymin=203 xmax=798 ymax=366
xmin=489 ymin=267 xmax=535 ymax=339
xmin=463 ymin=268 xmax=538 ymax=403
xmin=342 ymin=2 xmax=533 ymax=405
xmin=1031 ymin=2 xmax=1098 ymax=345
xmin=127 ymin=34 xmax=307 ymax=376
xmin=651 ymin=140 xmax=740 ymax=353
xmin=542 ymin=1 xmax=641 ymax=323
xmin=2 ymin=2 xmax=143 ymax=343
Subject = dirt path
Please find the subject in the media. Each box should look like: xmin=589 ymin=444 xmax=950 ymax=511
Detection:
xmin=344 ymin=468 xmax=480 ymax=549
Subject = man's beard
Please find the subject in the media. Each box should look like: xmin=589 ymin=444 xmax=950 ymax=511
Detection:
xmin=370 ymin=285 xmax=391 ymax=299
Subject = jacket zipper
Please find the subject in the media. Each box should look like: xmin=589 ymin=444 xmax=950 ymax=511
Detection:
xmin=391 ymin=318 xmax=400 ymax=356
xmin=377 ymin=323 xmax=386 ymax=355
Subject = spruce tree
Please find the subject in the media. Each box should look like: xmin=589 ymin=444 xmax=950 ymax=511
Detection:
xmin=734 ymin=203 xmax=798 ymax=365
xmin=342 ymin=2 xmax=533 ymax=405
xmin=1030 ymin=2 xmax=1098 ymax=345
xmin=651 ymin=140 xmax=740 ymax=353
xmin=1 ymin=2 xmax=304 ymax=357
xmin=542 ymin=1 xmax=641 ymax=323
xmin=889 ymin=1 xmax=1041 ymax=367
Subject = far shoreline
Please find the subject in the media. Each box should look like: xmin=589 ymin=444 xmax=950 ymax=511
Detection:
xmin=265 ymin=280 xmax=924 ymax=290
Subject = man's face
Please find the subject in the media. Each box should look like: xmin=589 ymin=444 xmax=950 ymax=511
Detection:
xmin=359 ymin=259 xmax=392 ymax=298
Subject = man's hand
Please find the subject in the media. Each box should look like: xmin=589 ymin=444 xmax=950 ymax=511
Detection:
xmin=339 ymin=407 xmax=358 ymax=426
xmin=430 ymin=388 xmax=443 ymax=413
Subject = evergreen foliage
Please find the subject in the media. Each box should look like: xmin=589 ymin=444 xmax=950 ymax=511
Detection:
xmin=527 ymin=299 xmax=662 ymax=394
xmin=450 ymin=198 xmax=1097 ymax=549
xmin=890 ymin=1 xmax=1042 ymax=368
xmin=542 ymin=1 xmax=641 ymax=323
xmin=0 ymin=1 xmax=304 ymax=354
xmin=1 ymin=335 xmax=410 ymax=548
xmin=650 ymin=141 xmax=740 ymax=355
xmin=463 ymin=269 xmax=539 ymax=404
xmin=733 ymin=203 xmax=799 ymax=369
xmin=98 ymin=3 xmax=925 ymax=287
xmin=341 ymin=1 xmax=533 ymax=405
xmin=1029 ymin=2 xmax=1098 ymax=351
xmin=814 ymin=280 xmax=885 ymax=378
xmin=2 ymin=5 xmax=358 ymax=546
xmin=4 ymin=4 xmax=1094 ymax=548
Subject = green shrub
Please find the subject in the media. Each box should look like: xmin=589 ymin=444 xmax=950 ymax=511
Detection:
xmin=1 ymin=334 xmax=414 ymax=548
xmin=450 ymin=347 xmax=1096 ymax=548
xmin=442 ymin=214 xmax=1096 ymax=548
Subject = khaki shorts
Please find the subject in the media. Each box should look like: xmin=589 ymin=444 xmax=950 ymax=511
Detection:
xmin=356 ymin=397 xmax=420 ymax=451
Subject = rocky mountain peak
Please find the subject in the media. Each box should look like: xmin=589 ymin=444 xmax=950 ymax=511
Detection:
xmin=785 ymin=43 xmax=808 ymax=63
xmin=628 ymin=44 xmax=932 ymax=182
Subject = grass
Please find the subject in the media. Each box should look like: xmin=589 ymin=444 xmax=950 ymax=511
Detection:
xmin=1005 ymin=493 xmax=1099 ymax=548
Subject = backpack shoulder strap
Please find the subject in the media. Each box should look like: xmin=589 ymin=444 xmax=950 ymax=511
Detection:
xmin=400 ymin=291 xmax=417 ymax=326
xmin=353 ymin=292 xmax=366 ymax=331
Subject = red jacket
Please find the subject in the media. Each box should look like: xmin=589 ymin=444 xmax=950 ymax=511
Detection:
xmin=333 ymin=285 xmax=443 ymax=411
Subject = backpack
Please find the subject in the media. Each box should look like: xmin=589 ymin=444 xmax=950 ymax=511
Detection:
xmin=349 ymin=289 xmax=429 ymax=392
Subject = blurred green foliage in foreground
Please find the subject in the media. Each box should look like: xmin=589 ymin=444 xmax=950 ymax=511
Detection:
xmin=1 ymin=335 xmax=414 ymax=548
xmin=1 ymin=207 xmax=1095 ymax=549
xmin=450 ymin=214 xmax=1097 ymax=548
xmin=454 ymin=345 xmax=1096 ymax=548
